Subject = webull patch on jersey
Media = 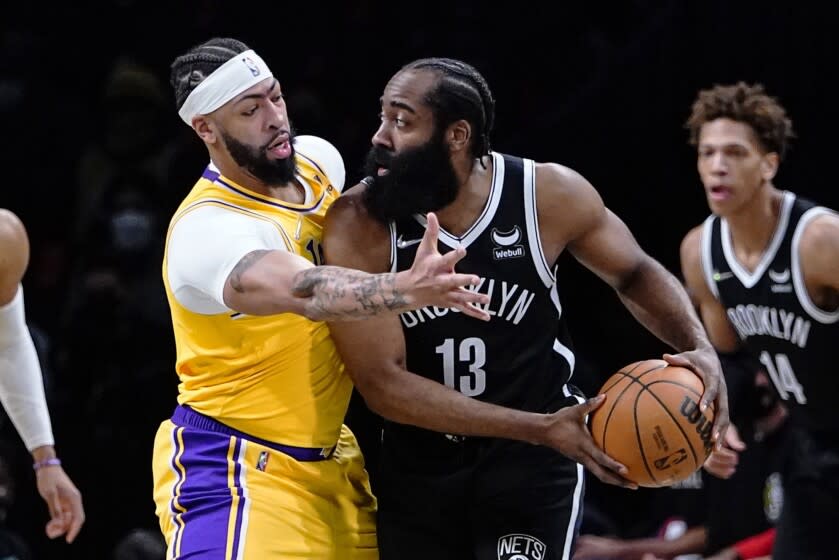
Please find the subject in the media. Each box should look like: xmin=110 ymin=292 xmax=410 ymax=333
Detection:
xmin=491 ymin=226 xmax=526 ymax=261
xmin=497 ymin=533 xmax=546 ymax=560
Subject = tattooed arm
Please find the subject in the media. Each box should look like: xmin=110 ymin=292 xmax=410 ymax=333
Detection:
xmin=166 ymin=205 xmax=487 ymax=321
xmin=222 ymin=212 xmax=490 ymax=321
xmin=223 ymin=250 xmax=408 ymax=320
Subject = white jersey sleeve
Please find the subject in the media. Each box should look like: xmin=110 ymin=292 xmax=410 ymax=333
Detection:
xmin=294 ymin=135 xmax=346 ymax=192
xmin=167 ymin=206 xmax=289 ymax=314
xmin=0 ymin=285 xmax=54 ymax=451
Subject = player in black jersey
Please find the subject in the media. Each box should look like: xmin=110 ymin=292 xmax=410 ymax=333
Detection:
xmin=322 ymin=58 xmax=728 ymax=560
xmin=679 ymin=82 xmax=839 ymax=560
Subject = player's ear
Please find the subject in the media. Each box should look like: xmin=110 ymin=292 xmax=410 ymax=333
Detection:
xmin=193 ymin=116 xmax=218 ymax=144
xmin=761 ymin=152 xmax=779 ymax=181
xmin=447 ymin=119 xmax=471 ymax=154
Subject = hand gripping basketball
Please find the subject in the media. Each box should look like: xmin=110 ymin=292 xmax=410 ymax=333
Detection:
xmin=589 ymin=359 xmax=718 ymax=488
xmin=544 ymin=395 xmax=638 ymax=489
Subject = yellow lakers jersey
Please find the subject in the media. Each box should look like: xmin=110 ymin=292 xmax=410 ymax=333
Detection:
xmin=162 ymin=153 xmax=349 ymax=448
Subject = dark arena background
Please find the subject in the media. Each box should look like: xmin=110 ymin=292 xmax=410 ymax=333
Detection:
xmin=1 ymin=1 xmax=835 ymax=558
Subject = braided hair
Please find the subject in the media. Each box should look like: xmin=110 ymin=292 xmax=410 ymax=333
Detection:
xmin=402 ymin=58 xmax=495 ymax=160
xmin=170 ymin=37 xmax=250 ymax=110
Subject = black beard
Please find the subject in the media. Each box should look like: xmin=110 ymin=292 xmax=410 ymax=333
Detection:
xmin=362 ymin=129 xmax=459 ymax=223
xmin=222 ymin=129 xmax=297 ymax=185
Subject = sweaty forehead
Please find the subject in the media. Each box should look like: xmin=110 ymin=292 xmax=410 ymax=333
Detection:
xmin=382 ymin=69 xmax=439 ymax=109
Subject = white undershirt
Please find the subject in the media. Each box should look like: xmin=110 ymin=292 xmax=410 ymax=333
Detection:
xmin=167 ymin=135 xmax=345 ymax=314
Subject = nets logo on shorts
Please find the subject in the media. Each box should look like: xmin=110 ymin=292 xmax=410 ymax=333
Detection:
xmin=497 ymin=533 xmax=546 ymax=560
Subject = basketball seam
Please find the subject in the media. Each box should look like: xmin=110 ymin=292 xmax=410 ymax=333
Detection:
xmin=639 ymin=384 xmax=703 ymax=473
xmin=599 ymin=364 xmax=714 ymax=487
xmin=598 ymin=362 xmax=667 ymax=453
xmin=633 ymin=388 xmax=659 ymax=485
xmin=643 ymin=380 xmax=717 ymax=414
xmin=600 ymin=361 xmax=646 ymax=393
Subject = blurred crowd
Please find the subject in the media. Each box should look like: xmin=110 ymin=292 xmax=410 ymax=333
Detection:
xmin=1 ymin=52 xmax=190 ymax=559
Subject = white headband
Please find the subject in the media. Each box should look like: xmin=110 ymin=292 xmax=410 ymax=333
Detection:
xmin=178 ymin=49 xmax=273 ymax=126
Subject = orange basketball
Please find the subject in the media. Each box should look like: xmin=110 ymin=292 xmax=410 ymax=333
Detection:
xmin=589 ymin=359 xmax=716 ymax=487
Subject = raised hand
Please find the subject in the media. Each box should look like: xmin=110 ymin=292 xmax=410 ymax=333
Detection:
xmin=404 ymin=213 xmax=490 ymax=321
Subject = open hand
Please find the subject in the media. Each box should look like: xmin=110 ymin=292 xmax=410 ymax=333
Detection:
xmin=405 ymin=212 xmax=490 ymax=320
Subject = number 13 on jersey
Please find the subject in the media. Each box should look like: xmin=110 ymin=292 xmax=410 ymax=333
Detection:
xmin=435 ymin=338 xmax=487 ymax=397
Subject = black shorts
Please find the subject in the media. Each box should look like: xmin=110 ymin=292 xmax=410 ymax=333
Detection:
xmin=772 ymin=428 xmax=839 ymax=560
xmin=376 ymin=397 xmax=585 ymax=560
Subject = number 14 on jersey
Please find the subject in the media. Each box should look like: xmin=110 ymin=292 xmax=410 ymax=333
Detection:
xmin=759 ymin=351 xmax=807 ymax=404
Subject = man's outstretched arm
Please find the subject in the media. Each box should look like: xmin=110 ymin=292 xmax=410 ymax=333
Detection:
xmin=0 ymin=209 xmax=85 ymax=543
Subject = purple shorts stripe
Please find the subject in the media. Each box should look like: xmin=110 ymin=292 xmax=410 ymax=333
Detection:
xmin=230 ymin=439 xmax=246 ymax=559
xmin=175 ymin=428 xmax=239 ymax=559
xmin=169 ymin=427 xmax=187 ymax=557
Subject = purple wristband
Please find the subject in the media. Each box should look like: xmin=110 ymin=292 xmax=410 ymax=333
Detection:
xmin=33 ymin=458 xmax=61 ymax=471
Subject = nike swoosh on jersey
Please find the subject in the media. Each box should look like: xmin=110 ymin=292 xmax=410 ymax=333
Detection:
xmin=396 ymin=235 xmax=422 ymax=248
xmin=713 ymin=270 xmax=734 ymax=282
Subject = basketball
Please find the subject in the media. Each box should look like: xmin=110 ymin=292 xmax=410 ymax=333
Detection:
xmin=589 ymin=359 xmax=716 ymax=488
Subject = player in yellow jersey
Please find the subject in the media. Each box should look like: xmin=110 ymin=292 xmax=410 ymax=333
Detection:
xmin=152 ymin=37 xmax=491 ymax=559
xmin=0 ymin=210 xmax=84 ymax=544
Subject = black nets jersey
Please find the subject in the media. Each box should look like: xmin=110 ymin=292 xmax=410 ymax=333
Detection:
xmin=387 ymin=153 xmax=578 ymax=437
xmin=701 ymin=191 xmax=839 ymax=436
